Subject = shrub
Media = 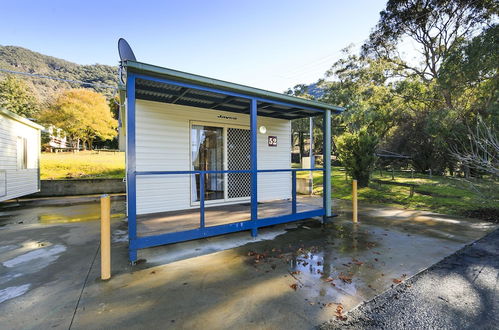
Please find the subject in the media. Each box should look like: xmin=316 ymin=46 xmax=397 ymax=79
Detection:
xmin=336 ymin=129 xmax=378 ymax=187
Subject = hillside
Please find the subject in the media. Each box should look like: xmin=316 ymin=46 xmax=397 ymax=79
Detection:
xmin=0 ymin=45 xmax=118 ymax=104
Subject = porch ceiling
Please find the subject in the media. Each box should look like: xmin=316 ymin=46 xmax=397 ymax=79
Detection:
xmin=126 ymin=60 xmax=344 ymax=120
xmin=135 ymin=78 xmax=321 ymax=119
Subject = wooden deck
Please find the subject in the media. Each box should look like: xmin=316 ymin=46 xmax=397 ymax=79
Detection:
xmin=137 ymin=196 xmax=323 ymax=236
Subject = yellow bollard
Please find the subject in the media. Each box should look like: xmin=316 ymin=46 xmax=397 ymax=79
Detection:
xmin=100 ymin=194 xmax=111 ymax=280
xmin=352 ymin=180 xmax=358 ymax=223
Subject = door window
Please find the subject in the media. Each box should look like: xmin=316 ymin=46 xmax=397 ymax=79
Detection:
xmin=191 ymin=125 xmax=224 ymax=202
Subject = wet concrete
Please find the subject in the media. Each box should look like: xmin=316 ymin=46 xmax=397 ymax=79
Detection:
xmin=0 ymin=198 xmax=125 ymax=226
xmin=0 ymin=222 xmax=103 ymax=329
xmin=321 ymin=229 xmax=499 ymax=329
xmin=0 ymin=198 xmax=496 ymax=329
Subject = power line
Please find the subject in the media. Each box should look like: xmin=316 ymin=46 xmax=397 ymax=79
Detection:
xmin=0 ymin=68 xmax=118 ymax=90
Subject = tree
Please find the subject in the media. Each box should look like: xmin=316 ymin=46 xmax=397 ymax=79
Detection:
xmin=363 ymin=0 xmax=496 ymax=82
xmin=451 ymin=118 xmax=498 ymax=177
xmin=336 ymin=129 xmax=379 ymax=187
xmin=286 ymin=85 xmax=316 ymax=159
xmin=0 ymin=75 xmax=40 ymax=117
xmin=321 ymin=49 xmax=403 ymax=138
xmin=438 ymin=24 xmax=499 ymax=121
xmin=357 ymin=1 xmax=498 ymax=175
xmin=39 ymin=89 xmax=117 ymax=150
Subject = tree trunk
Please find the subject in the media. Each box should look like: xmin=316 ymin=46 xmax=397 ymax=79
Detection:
xmin=74 ymin=139 xmax=80 ymax=153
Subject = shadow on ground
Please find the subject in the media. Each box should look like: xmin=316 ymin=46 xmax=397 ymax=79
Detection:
xmin=0 ymin=197 xmax=496 ymax=329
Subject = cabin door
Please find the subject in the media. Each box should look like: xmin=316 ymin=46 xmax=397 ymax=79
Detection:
xmin=191 ymin=125 xmax=224 ymax=203
xmin=190 ymin=122 xmax=250 ymax=205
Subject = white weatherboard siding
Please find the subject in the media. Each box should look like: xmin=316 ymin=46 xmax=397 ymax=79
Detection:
xmin=0 ymin=113 xmax=41 ymax=202
xmin=134 ymin=99 xmax=291 ymax=215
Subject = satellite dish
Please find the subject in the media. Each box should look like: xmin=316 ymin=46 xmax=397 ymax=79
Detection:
xmin=118 ymin=38 xmax=136 ymax=62
xmin=118 ymin=38 xmax=136 ymax=84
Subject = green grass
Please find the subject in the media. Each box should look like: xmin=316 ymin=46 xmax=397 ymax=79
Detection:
xmin=297 ymin=166 xmax=499 ymax=216
xmin=41 ymin=151 xmax=125 ymax=180
xmin=41 ymin=152 xmax=498 ymax=216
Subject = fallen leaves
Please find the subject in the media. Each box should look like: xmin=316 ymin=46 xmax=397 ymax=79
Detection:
xmin=393 ymin=274 xmax=408 ymax=284
xmin=290 ymin=283 xmax=298 ymax=291
xmin=352 ymin=258 xmax=364 ymax=266
xmin=335 ymin=304 xmax=347 ymax=321
xmin=338 ymin=274 xmax=353 ymax=284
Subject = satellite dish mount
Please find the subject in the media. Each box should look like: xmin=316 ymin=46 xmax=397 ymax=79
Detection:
xmin=118 ymin=38 xmax=137 ymax=84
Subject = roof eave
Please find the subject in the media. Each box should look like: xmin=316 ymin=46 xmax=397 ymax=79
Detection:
xmin=0 ymin=108 xmax=44 ymax=130
xmin=124 ymin=61 xmax=344 ymax=113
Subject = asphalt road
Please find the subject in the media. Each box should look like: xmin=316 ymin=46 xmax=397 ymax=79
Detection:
xmin=320 ymin=228 xmax=499 ymax=330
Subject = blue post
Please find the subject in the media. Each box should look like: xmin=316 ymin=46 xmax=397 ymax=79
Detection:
xmin=309 ymin=117 xmax=315 ymax=168
xmin=292 ymin=171 xmax=297 ymax=214
xmin=199 ymin=172 xmax=205 ymax=228
xmin=309 ymin=117 xmax=314 ymax=197
xmin=126 ymin=73 xmax=138 ymax=262
xmin=250 ymin=98 xmax=258 ymax=237
xmin=323 ymin=109 xmax=332 ymax=220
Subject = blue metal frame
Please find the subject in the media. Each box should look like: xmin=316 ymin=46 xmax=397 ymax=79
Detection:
xmin=126 ymin=73 xmax=138 ymax=262
xmin=133 ymin=73 xmax=325 ymax=114
xmin=250 ymin=98 xmax=258 ymax=237
xmin=126 ymin=72 xmax=333 ymax=262
xmin=323 ymin=109 xmax=332 ymax=219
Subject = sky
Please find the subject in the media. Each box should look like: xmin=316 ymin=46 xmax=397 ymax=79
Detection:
xmin=0 ymin=0 xmax=387 ymax=92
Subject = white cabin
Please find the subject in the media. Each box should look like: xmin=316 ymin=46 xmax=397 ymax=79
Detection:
xmin=0 ymin=109 xmax=43 ymax=202
xmin=121 ymin=60 xmax=343 ymax=262
xmin=134 ymin=99 xmax=291 ymax=215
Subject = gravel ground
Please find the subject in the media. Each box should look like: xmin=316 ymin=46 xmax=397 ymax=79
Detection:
xmin=320 ymin=228 xmax=499 ymax=330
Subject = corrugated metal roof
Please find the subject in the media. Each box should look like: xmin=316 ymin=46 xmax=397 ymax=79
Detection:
xmin=124 ymin=61 xmax=344 ymax=119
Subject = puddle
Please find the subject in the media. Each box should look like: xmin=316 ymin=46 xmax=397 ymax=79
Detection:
xmin=237 ymin=216 xmax=495 ymax=311
xmin=0 ymin=284 xmax=30 ymax=304
xmin=112 ymin=229 xmax=128 ymax=243
xmin=0 ymin=200 xmax=126 ymax=225
xmin=3 ymin=244 xmax=67 ymax=272
xmin=0 ymin=273 xmax=22 ymax=286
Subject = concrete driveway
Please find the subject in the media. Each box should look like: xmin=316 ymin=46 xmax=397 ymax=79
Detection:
xmin=0 ymin=198 xmax=496 ymax=329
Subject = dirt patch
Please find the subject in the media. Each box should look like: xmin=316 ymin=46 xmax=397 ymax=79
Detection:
xmin=461 ymin=208 xmax=499 ymax=223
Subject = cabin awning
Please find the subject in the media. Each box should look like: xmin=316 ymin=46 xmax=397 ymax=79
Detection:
xmin=123 ymin=61 xmax=344 ymax=120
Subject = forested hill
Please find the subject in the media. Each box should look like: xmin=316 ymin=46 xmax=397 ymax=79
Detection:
xmin=0 ymin=45 xmax=118 ymax=103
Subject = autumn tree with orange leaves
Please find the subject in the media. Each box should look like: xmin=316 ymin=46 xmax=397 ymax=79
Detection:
xmin=39 ymin=89 xmax=117 ymax=150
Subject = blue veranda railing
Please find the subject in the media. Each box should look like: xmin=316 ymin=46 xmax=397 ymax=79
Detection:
xmin=130 ymin=168 xmax=325 ymax=251
xmin=126 ymin=72 xmax=333 ymax=263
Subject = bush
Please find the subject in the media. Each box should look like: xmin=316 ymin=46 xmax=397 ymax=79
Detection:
xmin=336 ymin=129 xmax=378 ymax=187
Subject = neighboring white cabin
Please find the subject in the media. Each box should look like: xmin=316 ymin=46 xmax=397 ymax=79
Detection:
xmin=134 ymin=99 xmax=291 ymax=215
xmin=0 ymin=109 xmax=43 ymax=202
xmin=45 ymin=125 xmax=69 ymax=150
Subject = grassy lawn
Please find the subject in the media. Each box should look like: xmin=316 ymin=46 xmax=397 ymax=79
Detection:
xmin=41 ymin=151 xmax=125 ymax=180
xmin=40 ymin=152 xmax=498 ymax=218
xmin=297 ymin=166 xmax=499 ymax=217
